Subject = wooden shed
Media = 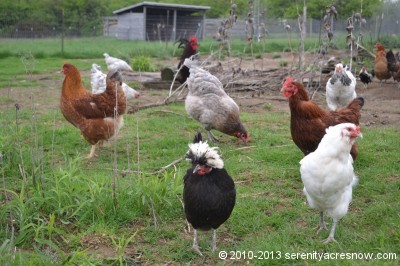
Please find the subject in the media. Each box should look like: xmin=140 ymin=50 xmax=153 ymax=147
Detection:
xmin=113 ymin=1 xmax=210 ymax=41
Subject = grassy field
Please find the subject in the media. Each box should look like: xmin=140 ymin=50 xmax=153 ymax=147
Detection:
xmin=0 ymin=35 xmax=351 ymax=60
xmin=0 ymin=37 xmax=399 ymax=265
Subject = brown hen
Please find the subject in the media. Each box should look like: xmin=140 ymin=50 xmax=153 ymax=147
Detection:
xmin=60 ymin=63 xmax=126 ymax=158
xmin=373 ymin=43 xmax=391 ymax=83
xmin=281 ymin=77 xmax=364 ymax=160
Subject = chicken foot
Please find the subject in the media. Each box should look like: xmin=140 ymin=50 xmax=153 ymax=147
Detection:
xmin=207 ymin=131 xmax=219 ymax=143
xmin=322 ymin=220 xmax=338 ymax=244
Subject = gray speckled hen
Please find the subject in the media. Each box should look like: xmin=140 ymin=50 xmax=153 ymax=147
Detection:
xmin=183 ymin=58 xmax=250 ymax=143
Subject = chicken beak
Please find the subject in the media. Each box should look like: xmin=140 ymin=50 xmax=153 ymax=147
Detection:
xmin=193 ymin=164 xmax=201 ymax=174
xmin=356 ymin=126 xmax=363 ymax=139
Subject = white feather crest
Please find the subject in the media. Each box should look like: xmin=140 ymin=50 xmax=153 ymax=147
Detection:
xmin=187 ymin=141 xmax=224 ymax=169
xmin=183 ymin=57 xmax=199 ymax=69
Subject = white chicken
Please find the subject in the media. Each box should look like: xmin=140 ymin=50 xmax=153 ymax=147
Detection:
xmin=326 ymin=63 xmax=357 ymax=110
xmin=91 ymin=64 xmax=140 ymax=100
xmin=183 ymin=58 xmax=249 ymax=143
xmin=299 ymin=123 xmax=362 ymax=244
xmin=103 ymin=53 xmax=133 ymax=72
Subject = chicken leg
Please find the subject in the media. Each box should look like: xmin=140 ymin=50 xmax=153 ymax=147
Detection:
xmin=316 ymin=211 xmax=328 ymax=234
xmin=87 ymin=145 xmax=97 ymax=158
xmin=211 ymin=229 xmax=217 ymax=252
xmin=192 ymin=229 xmax=203 ymax=256
xmin=323 ymin=220 xmax=338 ymax=244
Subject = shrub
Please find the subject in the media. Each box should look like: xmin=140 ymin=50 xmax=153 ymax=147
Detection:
xmin=131 ymin=56 xmax=156 ymax=72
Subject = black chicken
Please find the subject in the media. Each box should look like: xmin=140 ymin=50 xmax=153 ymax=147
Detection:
xmin=386 ymin=49 xmax=400 ymax=83
xmin=176 ymin=36 xmax=198 ymax=84
xmin=183 ymin=132 xmax=236 ymax=255
xmin=359 ymin=66 xmax=373 ymax=88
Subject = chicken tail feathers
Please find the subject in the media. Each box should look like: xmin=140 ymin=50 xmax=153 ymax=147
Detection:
xmin=348 ymin=97 xmax=365 ymax=110
xmin=193 ymin=131 xmax=203 ymax=144
xmin=386 ymin=50 xmax=397 ymax=72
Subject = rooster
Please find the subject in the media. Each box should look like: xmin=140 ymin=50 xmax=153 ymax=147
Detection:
xmin=373 ymin=43 xmax=391 ymax=83
xmin=184 ymin=58 xmax=249 ymax=143
xmin=176 ymin=36 xmax=198 ymax=84
xmin=61 ymin=63 xmax=126 ymax=158
xmin=91 ymin=64 xmax=140 ymax=100
xmin=281 ymin=77 xmax=364 ymax=160
xmin=359 ymin=66 xmax=373 ymax=89
xmin=386 ymin=49 xmax=400 ymax=86
xmin=326 ymin=63 xmax=357 ymax=110
xmin=103 ymin=53 xmax=133 ymax=72
xmin=183 ymin=132 xmax=236 ymax=255
xmin=300 ymin=123 xmax=362 ymax=244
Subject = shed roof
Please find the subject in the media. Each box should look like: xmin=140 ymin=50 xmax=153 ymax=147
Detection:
xmin=113 ymin=1 xmax=210 ymax=15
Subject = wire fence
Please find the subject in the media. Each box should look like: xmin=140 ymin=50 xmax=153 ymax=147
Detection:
xmin=204 ymin=17 xmax=400 ymax=40
xmin=0 ymin=16 xmax=399 ymax=41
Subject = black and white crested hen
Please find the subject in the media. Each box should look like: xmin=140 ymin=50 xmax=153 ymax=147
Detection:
xmin=183 ymin=132 xmax=236 ymax=255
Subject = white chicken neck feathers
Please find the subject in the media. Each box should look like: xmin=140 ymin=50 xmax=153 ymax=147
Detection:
xmin=186 ymin=141 xmax=224 ymax=169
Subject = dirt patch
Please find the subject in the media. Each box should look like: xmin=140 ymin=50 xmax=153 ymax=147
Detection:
xmin=1 ymin=52 xmax=399 ymax=129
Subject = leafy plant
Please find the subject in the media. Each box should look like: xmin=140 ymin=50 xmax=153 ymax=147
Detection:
xmin=110 ymin=232 xmax=137 ymax=265
xmin=131 ymin=56 xmax=156 ymax=72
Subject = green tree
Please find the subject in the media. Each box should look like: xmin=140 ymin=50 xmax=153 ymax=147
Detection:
xmin=266 ymin=0 xmax=381 ymax=19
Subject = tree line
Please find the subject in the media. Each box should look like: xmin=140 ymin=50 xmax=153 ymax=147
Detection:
xmin=0 ymin=0 xmax=387 ymax=37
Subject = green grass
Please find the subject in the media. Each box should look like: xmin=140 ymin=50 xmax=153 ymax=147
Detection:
xmin=0 ymin=38 xmax=399 ymax=264
xmin=0 ymin=36 xmax=342 ymax=90
xmin=0 ymin=94 xmax=399 ymax=265
xmin=0 ymin=35 xmax=350 ymax=60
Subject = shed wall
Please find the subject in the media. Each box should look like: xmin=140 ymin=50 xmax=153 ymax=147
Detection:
xmin=117 ymin=13 xmax=145 ymax=40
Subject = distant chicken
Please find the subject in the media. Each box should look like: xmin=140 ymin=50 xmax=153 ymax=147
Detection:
xmin=91 ymin=64 xmax=140 ymax=100
xmin=326 ymin=63 xmax=357 ymax=110
xmin=183 ymin=132 xmax=236 ymax=255
xmin=300 ymin=123 xmax=362 ymax=244
xmin=184 ymin=58 xmax=249 ymax=143
xmin=386 ymin=49 xmax=400 ymax=85
xmin=176 ymin=36 xmax=198 ymax=84
xmin=103 ymin=53 xmax=133 ymax=72
xmin=61 ymin=63 xmax=126 ymax=158
xmin=359 ymin=66 xmax=373 ymax=88
xmin=373 ymin=43 xmax=391 ymax=83
xmin=281 ymin=77 xmax=364 ymax=160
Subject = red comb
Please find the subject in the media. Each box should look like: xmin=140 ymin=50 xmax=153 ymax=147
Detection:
xmin=189 ymin=36 xmax=198 ymax=41
xmin=283 ymin=76 xmax=293 ymax=87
